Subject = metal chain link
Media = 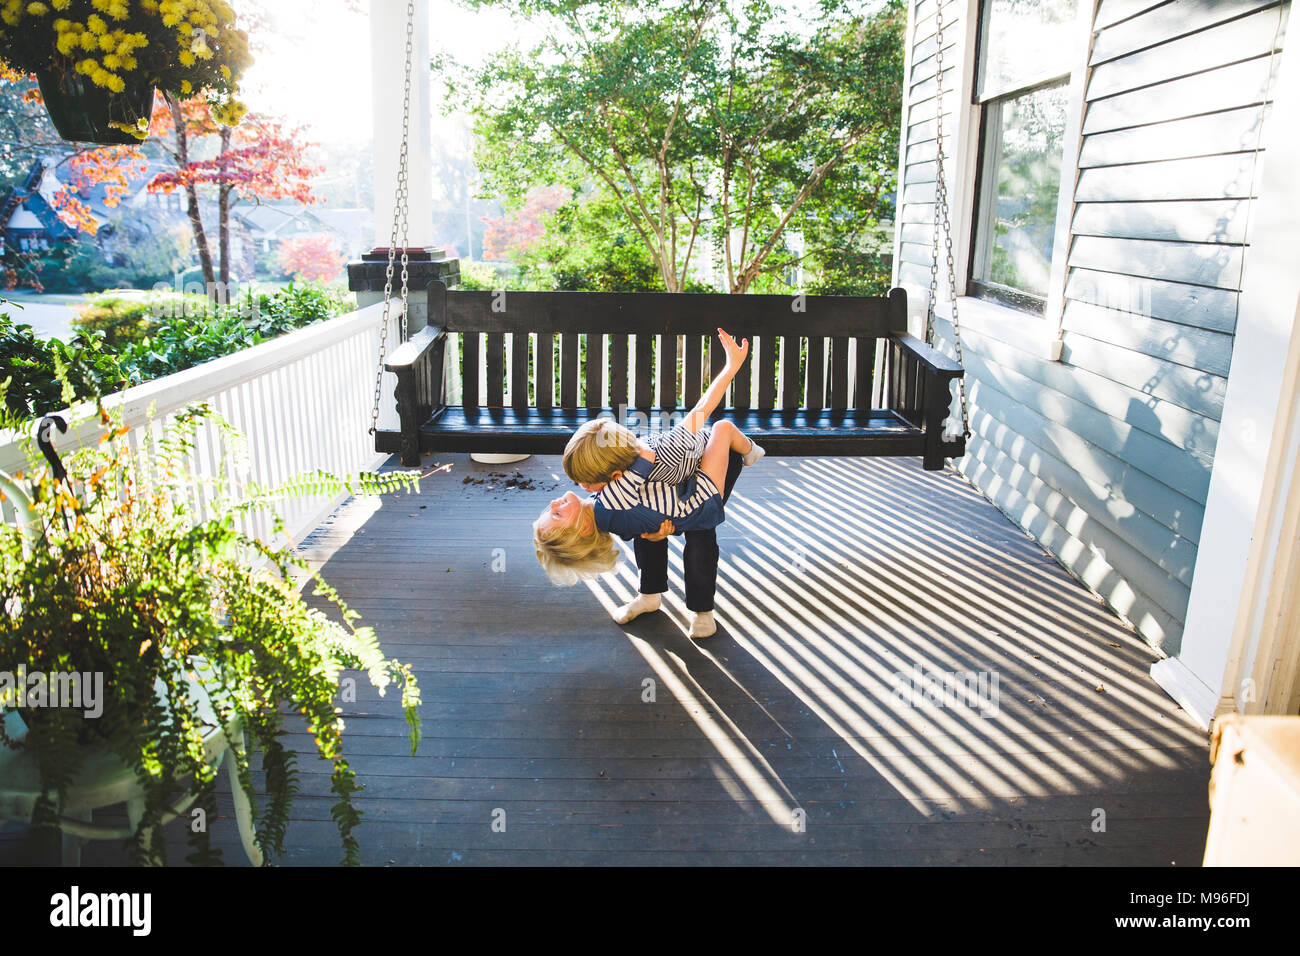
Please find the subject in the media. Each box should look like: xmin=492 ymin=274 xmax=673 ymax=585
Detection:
xmin=370 ymin=0 xmax=416 ymax=436
xmin=925 ymin=2 xmax=971 ymax=440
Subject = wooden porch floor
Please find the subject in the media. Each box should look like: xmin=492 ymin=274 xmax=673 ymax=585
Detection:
xmin=3 ymin=453 xmax=1211 ymax=866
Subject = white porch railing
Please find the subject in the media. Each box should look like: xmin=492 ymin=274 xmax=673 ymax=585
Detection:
xmin=0 ymin=298 xmax=406 ymax=548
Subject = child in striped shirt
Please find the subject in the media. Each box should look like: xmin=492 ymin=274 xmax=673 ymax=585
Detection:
xmin=533 ymin=330 xmax=764 ymax=633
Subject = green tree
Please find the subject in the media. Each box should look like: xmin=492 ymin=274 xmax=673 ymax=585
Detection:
xmin=443 ymin=0 xmax=904 ymax=293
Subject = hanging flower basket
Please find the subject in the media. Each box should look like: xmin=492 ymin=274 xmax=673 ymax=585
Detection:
xmin=0 ymin=0 xmax=251 ymax=145
xmin=35 ymin=67 xmax=154 ymax=145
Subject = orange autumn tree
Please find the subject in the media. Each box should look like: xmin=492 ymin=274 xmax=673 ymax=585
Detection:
xmin=277 ymin=234 xmax=345 ymax=283
xmin=147 ymin=92 xmax=324 ymax=301
xmin=480 ymin=184 xmax=567 ymax=262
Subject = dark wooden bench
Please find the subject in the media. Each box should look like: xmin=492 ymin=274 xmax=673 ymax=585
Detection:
xmin=379 ymin=281 xmax=965 ymax=469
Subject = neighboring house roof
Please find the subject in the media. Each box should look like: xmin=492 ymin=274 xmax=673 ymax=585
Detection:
xmin=0 ymin=163 xmax=76 ymax=241
xmin=236 ymin=202 xmax=337 ymax=239
xmin=312 ymin=206 xmax=372 ymax=237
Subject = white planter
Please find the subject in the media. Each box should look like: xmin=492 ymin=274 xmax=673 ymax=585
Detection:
xmin=470 ymin=453 xmax=531 ymax=464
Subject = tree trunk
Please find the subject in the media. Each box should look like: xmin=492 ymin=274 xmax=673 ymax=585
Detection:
xmin=166 ymin=92 xmax=216 ymax=299
xmin=216 ymin=126 xmax=232 ymax=305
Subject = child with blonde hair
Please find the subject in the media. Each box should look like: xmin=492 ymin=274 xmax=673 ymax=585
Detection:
xmin=533 ymin=330 xmax=763 ymax=635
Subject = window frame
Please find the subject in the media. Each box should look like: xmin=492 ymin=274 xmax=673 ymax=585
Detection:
xmin=964 ymin=0 xmax=1093 ymax=323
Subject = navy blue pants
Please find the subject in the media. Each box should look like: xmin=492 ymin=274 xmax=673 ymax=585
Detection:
xmin=633 ymin=451 xmax=744 ymax=612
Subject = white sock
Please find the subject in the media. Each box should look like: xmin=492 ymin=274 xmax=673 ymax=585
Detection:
xmin=743 ymin=438 xmax=765 ymax=467
xmin=689 ymin=610 xmax=716 ymax=638
xmin=613 ymin=592 xmax=661 ymax=624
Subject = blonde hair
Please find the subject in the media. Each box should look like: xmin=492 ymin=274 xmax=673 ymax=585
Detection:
xmin=562 ymin=418 xmax=640 ymax=485
xmin=532 ymin=502 xmax=619 ymax=586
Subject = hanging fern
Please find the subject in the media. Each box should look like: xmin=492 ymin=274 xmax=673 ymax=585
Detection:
xmin=0 ymin=398 xmax=423 ymax=865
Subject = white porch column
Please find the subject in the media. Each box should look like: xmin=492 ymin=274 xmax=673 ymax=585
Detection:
xmin=1153 ymin=39 xmax=1300 ymax=729
xmin=370 ymin=0 xmax=434 ymax=251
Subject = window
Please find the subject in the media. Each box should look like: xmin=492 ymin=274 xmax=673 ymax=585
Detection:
xmin=969 ymin=0 xmax=1077 ymax=313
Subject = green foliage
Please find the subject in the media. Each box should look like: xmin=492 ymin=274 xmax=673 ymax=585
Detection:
xmin=1 ymin=284 xmax=353 ymax=417
xmin=0 ymin=310 xmax=128 ymax=417
xmin=804 ymin=223 xmax=895 ymax=296
xmin=455 ymin=261 xmax=511 ymax=291
xmin=445 ymin=0 xmax=905 ymax=294
xmin=522 ymin=191 xmax=670 ymax=291
xmin=72 ymin=292 xmax=191 ymax=349
xmin=0 ymin=402 xmax=422 ymax=866
xmin=249 ymin=282 xmax=353 ymax=336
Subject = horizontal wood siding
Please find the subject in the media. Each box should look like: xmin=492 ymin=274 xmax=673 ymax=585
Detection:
xmin=894 ymin=0 xmax=1291 ymax=653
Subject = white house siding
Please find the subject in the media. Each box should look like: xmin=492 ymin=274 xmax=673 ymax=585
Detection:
xmin=893 ymin=0 xmax=1290 ymax=653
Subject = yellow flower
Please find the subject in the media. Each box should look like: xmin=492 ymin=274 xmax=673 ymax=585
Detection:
xmin=51 ymin=0 xmax=69 ymax=9
xmin=178 ymin=49 xmax=195 ymax=66
xmin=86 ymin=13 xmax=105 ymax=33
xmin=106 ymin=115 xmax=148 ymax=139
xmin=121 ymin=54 xmax=136 ymax=69
xmin=103 ymin=53 xmax=119 ymax=67
xmin=219 ymin=63 xmax=230 ymax=80
xmin=180 ymin=79 xmax=191 ymax=93
xmin=106 ymin=73 xmax=124 ymax=92
xmin=97 ymin=33 xmax=114 ymax=51
xmin=80 ymin=32 xmax=98 ymax=50
xmin=26 ymin=2 xmax=50 ymax=15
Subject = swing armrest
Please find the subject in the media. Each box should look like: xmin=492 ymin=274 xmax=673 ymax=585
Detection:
xmin=386 ymin=325 xmax=447 ymax=466
xmin=893 ymin=333 xmax=966 ymax=471
xmin=893 ymin=333 xmax=964 ymax=377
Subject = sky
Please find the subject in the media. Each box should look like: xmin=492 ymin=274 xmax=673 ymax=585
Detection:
xmin=233 ymin=0 xmax=853 ymax=149
xmin=237 ymin=1 xmax=528 ymax=149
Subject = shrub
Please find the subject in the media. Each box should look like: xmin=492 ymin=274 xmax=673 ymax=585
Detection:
xmin=3 ymin=282 xmax=355 ymax=410
xmin=455 ymin=261 xmax=512 ymax=291
xmin=0 ymin=311 xmax=127 ymax=416
xmin=72 ymin=292 xmax=205 ymax=349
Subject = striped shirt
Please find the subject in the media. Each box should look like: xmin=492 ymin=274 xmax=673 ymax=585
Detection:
xmin=596 ymin=422 xmax=708 ymax=512
xmin=592 ymin=466 xmax=725 ymax=540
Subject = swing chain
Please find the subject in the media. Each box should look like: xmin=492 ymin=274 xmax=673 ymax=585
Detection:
xmin=925 ymin=1 xmax=971 ymax=441
xmin=370 ymin=0 xmax=416 ymax=437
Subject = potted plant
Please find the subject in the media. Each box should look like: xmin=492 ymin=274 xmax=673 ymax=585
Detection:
xmin=0 ymin=396 xmax=421 ymax=865
xmin=0 ymin=0 xmax=252 ymax=144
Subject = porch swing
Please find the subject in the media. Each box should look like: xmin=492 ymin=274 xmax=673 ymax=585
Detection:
xmin=368 ymin=1 xmax=970 ymax=471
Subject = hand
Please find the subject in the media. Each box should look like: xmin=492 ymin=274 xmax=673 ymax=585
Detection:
xmin=640 ymin=519 xmax=675 ymax=541
xmin=718 ymin=328 xmax=749 ymax=371
xmin=636 ymin=440 xmax=656 ymax=464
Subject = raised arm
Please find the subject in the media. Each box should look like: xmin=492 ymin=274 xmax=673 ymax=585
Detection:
xmin=683 ymin=329 xmax=749 ymax=435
